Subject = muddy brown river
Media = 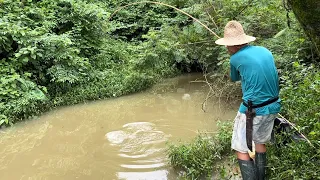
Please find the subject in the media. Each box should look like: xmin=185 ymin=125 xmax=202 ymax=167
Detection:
xmin=0 ymin=74 xmax=238 ymax=180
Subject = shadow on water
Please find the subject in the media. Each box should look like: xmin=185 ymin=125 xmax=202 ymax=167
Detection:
xmin=0 ymin=73 xmax=238 ymax=180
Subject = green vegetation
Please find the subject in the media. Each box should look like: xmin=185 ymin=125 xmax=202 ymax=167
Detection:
xmin=267 ymin=62 xmax=320 ymax=179
xmin=0 ymin=0 xmax=185 ymax=124
xmin=1 ymin=0 xmax=319 ymax=179
xmin=167 ymin=121 xmax=233 ymax=179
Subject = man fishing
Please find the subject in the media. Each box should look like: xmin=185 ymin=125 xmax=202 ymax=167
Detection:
xmin=215 ymin=21 xmax=281 ymax=180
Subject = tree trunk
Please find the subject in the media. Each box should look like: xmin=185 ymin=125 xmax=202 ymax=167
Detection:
xmin=288 ymin=0 xmax=320 ymax=57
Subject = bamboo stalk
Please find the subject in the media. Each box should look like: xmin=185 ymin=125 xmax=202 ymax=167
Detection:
xmin=177 ymin=40 xmax=216 ymax=46
xmin=205 ymin=9 xmax=218 ymax=29
xmin=109 ymin=1 xmax=220 ymax=38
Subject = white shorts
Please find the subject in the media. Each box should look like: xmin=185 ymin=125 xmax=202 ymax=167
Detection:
xmin=231 ymin=112 xmax=277 ymax=153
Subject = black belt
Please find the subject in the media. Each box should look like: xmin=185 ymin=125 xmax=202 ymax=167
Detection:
xmin=243 ymin=97 xmax=279 ymax=109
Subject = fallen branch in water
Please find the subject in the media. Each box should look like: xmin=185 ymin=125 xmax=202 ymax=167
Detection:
xmin=109 ymin=1 xmax=220 ymax=38
xmin=190 ymin=70 xmax=241 ymax=113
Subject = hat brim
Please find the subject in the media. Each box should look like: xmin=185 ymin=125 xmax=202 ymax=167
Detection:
xmin=215 ymin=35 xmax=256 ymax=46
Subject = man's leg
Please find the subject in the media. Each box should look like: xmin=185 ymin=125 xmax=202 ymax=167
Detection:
xmin=253 ymin=114 xmax=277 ymax=180
xmin=237 ymin=151 xmax=251 ymax=160
xmin=232 ymin=112 xmax=256 ymax=180
xmin=255 ymin=144 xmax=266 ymax=153
xmin=236 ymin=151 xmax=256 ymax=180
xmin=254 ymin=144 xmax=267 ymax=180
xmin=236 ymin=143 xmax=267 ymax=180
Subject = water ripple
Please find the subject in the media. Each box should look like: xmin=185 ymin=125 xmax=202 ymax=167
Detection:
xmin=106 ymin=122 xmax=170 ymax=173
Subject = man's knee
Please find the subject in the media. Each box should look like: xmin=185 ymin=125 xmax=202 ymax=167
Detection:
xmin=236 ymin=151 xmax=251 ymax=160
xmin=255 ymin=143 xmax=266 ymax=153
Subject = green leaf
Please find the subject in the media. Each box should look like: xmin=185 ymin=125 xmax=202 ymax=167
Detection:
xmin=293 ymin=61 xmax=300 ymax=68
xmin=274 ymin=28 xmax=287 ymax=38
xmin=0 ymin=120 xmax=5 ymax=126
xmin=22 ymin=57 xmax=29 ymax=62
xmin=309 ymin=131 xmax=316 ymax=135
xmin=15 ymin=53 xmax=21 ymax=58
xmin=31 ymin=54 xmax=36 ymax=59
xmin=36 ymin=53 xmax=43 ymax=57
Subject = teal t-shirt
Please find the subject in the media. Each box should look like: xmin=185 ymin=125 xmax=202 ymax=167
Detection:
xmin=230 ymin=45 xmax=281 ymax=115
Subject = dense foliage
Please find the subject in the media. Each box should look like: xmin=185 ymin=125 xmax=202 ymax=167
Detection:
xmin=1 ymin=0 xmax=319 ymax=179
xmin=0 ymin=0 xmax=185 ymax=124
xmin=267 ymin=62 xmax=320 ymax=179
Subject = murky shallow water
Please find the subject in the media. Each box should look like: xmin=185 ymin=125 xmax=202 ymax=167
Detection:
xmin=0 ymin=74 xmax=238 ymax=180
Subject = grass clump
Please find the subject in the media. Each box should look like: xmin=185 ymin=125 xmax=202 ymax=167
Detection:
xmin=167 ymin=121 xmax=233 ymax=179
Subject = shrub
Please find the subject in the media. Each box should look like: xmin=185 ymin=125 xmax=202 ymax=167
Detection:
xmin=167 ymin=121 xmax=233 ymax=179
xmin=267 ymin=62 xmax=320 ymax=180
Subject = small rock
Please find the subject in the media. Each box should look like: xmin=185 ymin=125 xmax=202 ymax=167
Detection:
xmin=182 ymin=93 xmax=191 ymax=100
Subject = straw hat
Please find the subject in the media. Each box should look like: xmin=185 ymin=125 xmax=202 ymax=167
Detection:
xmin=215 ymin=21 xmax=256 ymax=46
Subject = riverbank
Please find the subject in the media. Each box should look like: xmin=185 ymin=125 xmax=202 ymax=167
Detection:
xmin=0 ymin=66 xmax=169 ymax=126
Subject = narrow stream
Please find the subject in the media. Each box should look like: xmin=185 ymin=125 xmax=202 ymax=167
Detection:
xmin=0 ymin=73 xmax=238 ymax=180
